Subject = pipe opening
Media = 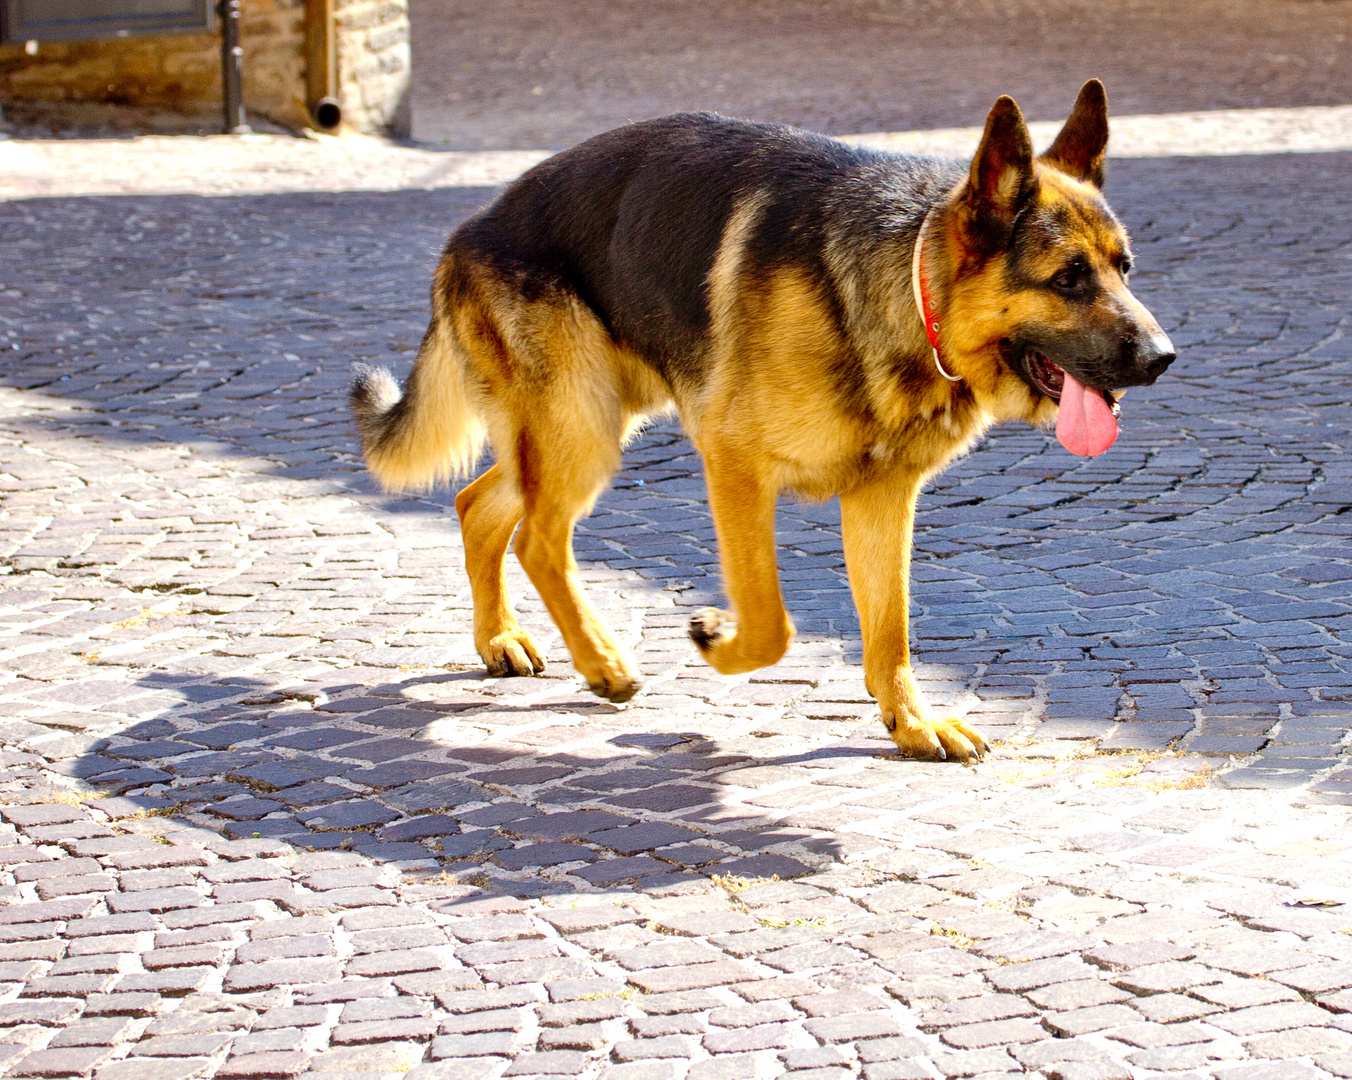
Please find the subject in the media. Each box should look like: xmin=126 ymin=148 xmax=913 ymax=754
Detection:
xmin=312 ymin=97 xmax=342 ymax=130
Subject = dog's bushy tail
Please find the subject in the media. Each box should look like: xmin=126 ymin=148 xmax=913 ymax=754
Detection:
xmin=350 ymin=315 xmax=486 ymax=492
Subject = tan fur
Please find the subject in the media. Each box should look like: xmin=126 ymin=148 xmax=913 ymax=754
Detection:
xmin=354 ymin=283 xmax=487 ymax=492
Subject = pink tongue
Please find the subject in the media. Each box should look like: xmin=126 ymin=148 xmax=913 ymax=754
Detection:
xmin=1055 ymin=371 xmax=1119 ymax=457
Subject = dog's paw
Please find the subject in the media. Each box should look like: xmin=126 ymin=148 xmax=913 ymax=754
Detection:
xmin=481 ymin=630 xmax=545 ymax=678
xmin=689 ymin=607 xmax=734 ymax=652
xmin=587 ymin=671 xmax=642 ymax=704
xmin=882 ymin=711 xmax=988 ymax=763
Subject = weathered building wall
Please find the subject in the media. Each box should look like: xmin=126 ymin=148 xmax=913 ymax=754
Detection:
xmin=334 ymin=0 xmax=410 ymax=138
xmin=0 ymin=0 xmax=408 ymax=135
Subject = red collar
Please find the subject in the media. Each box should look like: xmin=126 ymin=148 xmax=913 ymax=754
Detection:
xmin=910 ymin=209 xmax=961 ymax=383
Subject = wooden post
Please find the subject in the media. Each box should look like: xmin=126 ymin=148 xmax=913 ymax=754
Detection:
xmin=304 ymin=0 xmax=340 ymax=129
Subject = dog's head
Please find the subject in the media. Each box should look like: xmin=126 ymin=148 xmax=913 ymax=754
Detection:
xmin=940 ymin=80 xmax=1175 ymax=456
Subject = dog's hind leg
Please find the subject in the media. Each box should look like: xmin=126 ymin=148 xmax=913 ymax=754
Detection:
xmin=689 ymin=442 xmax=795 ymax=675
xmin=839 ymin=468 xmax=988 ymax=762
xmin=511 ymin=419 xmax=641 ymax=703
xmin=455 ymin=463 xmax=543 ymax=678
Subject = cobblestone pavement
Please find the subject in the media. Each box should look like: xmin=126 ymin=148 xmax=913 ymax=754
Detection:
xmin=1 ymin=146 xmax=1352 ymax=1080
xmin=5 ymin=105 xmax=1352 ymax=202
xmin=408 ymin=0 xmax=1352 ymax=148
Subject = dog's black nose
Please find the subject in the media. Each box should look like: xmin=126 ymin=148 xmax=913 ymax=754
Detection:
xmin=1138 ymin=331 xmax=1176 ymax=383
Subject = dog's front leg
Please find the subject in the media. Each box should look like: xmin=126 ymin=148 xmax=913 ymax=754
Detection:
xmin=689 ymin=442 xmax=795 ymax=675
xmin=840 ymin=470 xmax=988 ymax=762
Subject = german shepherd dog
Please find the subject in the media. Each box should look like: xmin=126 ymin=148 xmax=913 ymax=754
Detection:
xmin=351 ymin=80 xmax=1175 ymax=762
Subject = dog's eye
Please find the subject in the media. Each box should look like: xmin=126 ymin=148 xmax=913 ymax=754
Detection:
xmin=1051 ymin=267 xmax=1083 ymax=293
xmin=1119 ymin=254 xmax=1133 ymax=276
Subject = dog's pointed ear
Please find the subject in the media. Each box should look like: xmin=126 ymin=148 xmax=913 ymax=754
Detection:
xmin=1040 ymin=79 xmax=1109 ymax=187
xmin=961 ymin=95 xmax=1037 ymax=254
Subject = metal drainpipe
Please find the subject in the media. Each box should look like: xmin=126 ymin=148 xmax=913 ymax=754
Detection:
xmin=219 ymin=0 xmax=249 ymax=133
xmin=306 ymin=0 xmax=342 ymax=130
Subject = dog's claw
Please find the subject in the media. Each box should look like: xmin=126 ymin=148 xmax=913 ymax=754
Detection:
xmin=884 ymin=712 xmax=987 ymax=763
xmin=588 ymin=675 xmax=641 ymax=704
xmin=481 ymin=630 xmax=545 ymax=678
xmin=689 ymin=607 xmax=733 ymax=651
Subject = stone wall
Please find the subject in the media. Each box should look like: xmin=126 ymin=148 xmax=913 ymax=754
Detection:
xmin=0 ymin=0 xmax=408 ymax=135
xmin=334 ymin=0 xmax=410 ymax=137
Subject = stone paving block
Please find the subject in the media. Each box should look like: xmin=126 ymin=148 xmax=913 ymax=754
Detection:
xmin=1270 ymin=960 xmax=1352 ymax=993
xmin=1133 ymin=991 xmax=1221 ymax=1023
xmin=1212 ymin=1064 xmax=1325 ymax=1080
xmin=805 ymin=1012 xmax=907 ymax=1042
xmin=574 ymin=856 xmax=672 ymax=885
xmin=939 ymin=1017 xmax=1047 ymax=1049
xmin=974 ymin=931 xmax=1096 ymax=963
xmin=686 ymin=1054 xmax=758 ymax=1080
xmin=918 ymin=992 xmax=1038 ymax=1030
xmin=1044 ymin=1004 xmax=1141 ymax=1037
xmin=298 ymin=802 xmax=400 ymax=831
xmin=858 ymin=1063 xmax=932 ymax=1080
xmin=589 ymin=822 xmax=700 ymax=854
xmin=94 ymin=1062 xmax=213 ymax=1080
xmin=0 ymin=805 xmax=89 ymax=827
xmin=537 ymin=905 xmax=644 ymax=935
xmin=707 ymin=1001 xmax=794 ymax=1028
xmin=703 ymin=1022 xmax=797 ymax=1053
xmin=1194 ymin=980 xmax=1303 ymax=1009
xmin=547 ymin=977 xmax=631 ymax=1002
xmin=345 ymin=949 xmax=443 ymax=976
xmin=538 ymin=1022 xmax=610 ymax=1050
xmin=480 ymin=957 xmax=595 ymax=985
xmin=143 ymin=944 xmax=227 ymax=969
xmin=10 ymin=1046 xmax=113 ymax=1076
xmin=984 ymin=954 xmax=1097 ymax=992
xmin=161 ymin=903 xmax=259 ymax=929
xmin=627 ymin=962 xmax=757 ymax=994
xmin=305 ymin=1042 xmax=427 ymax=1073
xmin=1208 ymin=1000 xmax=1334 ymax=1036
xmin=381 ymin=814 xmax=461 ymax=841
xmin=137 ymin=1033 xmax=234 ymax=1057
xmin=224 ymin=959 xmax=342 ymax=991
xmin=598 ymin=1064 xmax=679 ymax=1080
xmin=502 ymin=1050 xmax=594 ymax=1075
xmin=929 ymin=1047 xmax=1021 ymax=1076
xmin=0 ymin=897 xmax=100 ymax=924
xmin=84 ymin=992 xmax=162 ymax=1017
xmin=1044 ymin=1063 xmax=1131 ymax=1080
xmin=407 ymin=1063 xmax=503 ymax=1080
xmin=539 ymin=999 xmax=627 ymax=1027
xmin=1082 ymin=941 xmax=1195 ymax=970
xmin=232 ymin=1028 xmax=308 ymax=1054
xmin=493 ymin=842 xmax=596 ymax=869
xmin=215 ymin=1052 xmax=312 ymax=1078
xmin=1026 ymin=979 xmax=1134 ymax=1011
xmin=1316 ymin=1052 xmax=1352 ymax=1078
xmin=271 ymin=782 xmax=357 ymax=808
xmin=1108 ymin=1019 xmax=1214 ymax=1048
xmin=1246 ymin=1027 xmax=1350 ymax=1060
xmin=445 ymin=915 xmax=541 ymax=943
xmin=1110 ymin=960 xmax=1223 ymax=994
xmin=109 ymin=846 xmax=211 ymax=871
xmin=437 ymin=987 xmax=545 ymax=1014
xmin=335 ymin=1016 xmax=440 ymax=1043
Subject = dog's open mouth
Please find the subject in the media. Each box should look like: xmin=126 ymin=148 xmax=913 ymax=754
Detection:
xmin=1025 ymin=349 xmax=1119 ymax=417
xmin=1024 ymin=349 xmax=1122 ymax=458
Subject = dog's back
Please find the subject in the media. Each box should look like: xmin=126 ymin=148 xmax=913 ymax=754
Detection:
xmin=449 ymin=113 xmax=957 ymax=393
